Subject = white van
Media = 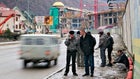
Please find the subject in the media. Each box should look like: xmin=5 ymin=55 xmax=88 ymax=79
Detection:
xmin=19 ymin=34 xmax=60 ymax=68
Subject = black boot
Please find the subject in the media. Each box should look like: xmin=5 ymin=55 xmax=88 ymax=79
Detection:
xmin=64 ymin=72 xmax=68 ymax=76
xmin=106 ymin=63 xmax=112 ymax=67
xmin=73 ymin=73 xmax=78 ymax=76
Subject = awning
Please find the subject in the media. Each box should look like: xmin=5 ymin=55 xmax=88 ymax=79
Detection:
xmin=97 ymin=25 xmax=113 ymax=30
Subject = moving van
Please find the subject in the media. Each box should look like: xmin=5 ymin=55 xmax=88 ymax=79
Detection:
xmin=19 ymin=34 xmax=60 ymax=68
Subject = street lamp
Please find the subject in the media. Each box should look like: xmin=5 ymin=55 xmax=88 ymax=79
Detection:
xmin=52 ymin=1 xmax=64 ymax=38
xmin=107 ymin=0 xmax=124 ymax=34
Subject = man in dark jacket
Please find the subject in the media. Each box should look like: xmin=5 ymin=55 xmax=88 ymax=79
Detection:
xmin=113 ymin=50 xmax=129 ymax=70
xmin=80 ymin=29 xmax=96 ymax=77
xmin=106 ymin=32 xmax=114 ymax=67
xmin=64 ymin=31 xmax=78 ymax=76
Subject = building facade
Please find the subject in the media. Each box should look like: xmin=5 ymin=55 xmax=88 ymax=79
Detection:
xmin=88 ymin=9 xmax=124 ymax=33
xmin=0 ymin=7 xmax=20 ymax=33
xmin=0 ymin=6 xmax=36 ymax=34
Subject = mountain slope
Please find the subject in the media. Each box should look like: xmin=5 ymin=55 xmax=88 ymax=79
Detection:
xmin=0 ymin=0 xmax=126 ymax=16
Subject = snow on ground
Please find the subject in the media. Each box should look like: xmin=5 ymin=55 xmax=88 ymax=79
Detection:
xmin=46 ymin=34 xmax=127 ymax=79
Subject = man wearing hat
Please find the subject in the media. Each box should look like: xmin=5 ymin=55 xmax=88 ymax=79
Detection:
xmin=64 ymin=30 xmax=78 ymax=76
xmin=98 ymin=31 xmax=108 ymax=67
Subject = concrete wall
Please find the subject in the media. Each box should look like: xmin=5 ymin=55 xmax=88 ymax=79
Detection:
xmin=123 ymin=0 xmax=140 ymax=78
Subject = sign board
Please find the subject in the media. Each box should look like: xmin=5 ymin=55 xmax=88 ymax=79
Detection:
xmin=35 ymin=16 xmax=45 ymax=25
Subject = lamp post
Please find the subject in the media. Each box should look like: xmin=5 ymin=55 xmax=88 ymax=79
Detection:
xmin=52 ymin=1 xmax=64 ymax=38
xmin=107 ymin=0 xmax=123 ymax=34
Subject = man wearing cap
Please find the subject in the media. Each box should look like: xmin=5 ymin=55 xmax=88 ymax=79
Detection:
xmin=64 ymin=30 xmax=78 ymax=76
xmin=98 ymin=31 xmax=108 ymax=67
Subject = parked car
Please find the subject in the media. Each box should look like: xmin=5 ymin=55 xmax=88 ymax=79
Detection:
xmin=19 ymin=34 xmax=60 ymax=68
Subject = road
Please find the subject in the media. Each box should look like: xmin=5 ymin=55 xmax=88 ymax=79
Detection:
xmin=0 ymin=40 xmax=66 ymax=79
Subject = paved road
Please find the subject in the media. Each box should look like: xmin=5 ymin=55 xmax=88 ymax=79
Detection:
xmin=0 ymin=40 xmax=66 ymax=79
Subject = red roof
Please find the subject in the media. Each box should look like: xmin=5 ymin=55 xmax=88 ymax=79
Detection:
xmin=0 ymin=8 xmax=16 ymax=16
xmin=0 ymin=2 xmax=16 ymax=16
xmin=0 ymin=2 xmax=7 ymax=8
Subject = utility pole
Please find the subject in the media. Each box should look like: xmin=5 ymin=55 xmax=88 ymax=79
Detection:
xmin=80 ymin=0 xmax=83 ymax=17
xmin=94 ymin=0 xmax=98 ymax=29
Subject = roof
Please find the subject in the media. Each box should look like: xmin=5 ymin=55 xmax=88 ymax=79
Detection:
xmin=97 ymin=25 xmax=113 ymax=30
xmin=52 ymin=1 xmax=64 ymax=7
xmin=0 ymin=2 xmax=7 ymax=8
xmin=0 ymin=9 xmax=16 ymax=16
xmin=21 ymin=10 xmax=35 ymax=23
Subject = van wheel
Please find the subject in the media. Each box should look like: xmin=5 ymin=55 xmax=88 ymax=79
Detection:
xmin=23 ymin=60 xmax=28 ymax=68
xmin=54 ymin=59 xmax=57 ymax=65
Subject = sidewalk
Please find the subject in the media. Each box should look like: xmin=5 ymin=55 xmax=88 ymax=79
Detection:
xmin=46 ymin=66 xmax=126 ymax=79
xmin=44 ymin=34 xmax=128 ymax=79
xmin=45 ymin=49 xmax=127 ymax=79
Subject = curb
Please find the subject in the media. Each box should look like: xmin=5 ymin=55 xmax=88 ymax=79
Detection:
xmin=43 ymin=66 xmax=65 ymax=79
xmin=0 ymin=41 xmax=19 ymax=46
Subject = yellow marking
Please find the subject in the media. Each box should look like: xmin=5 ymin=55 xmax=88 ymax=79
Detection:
xmin=133 ymin=39 xmax=140 ymax=63
xmin=135 ymin=53 xmax=140 ymax=63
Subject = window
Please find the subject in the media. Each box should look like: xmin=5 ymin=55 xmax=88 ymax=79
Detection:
xmin=72 ymin=24 xmax=78 ymax=28
xmin=109 ymin=13 xmax=112 ymax=16
xmin=72 ymin=19 xmax=78 ymax=23
xmin=113 ymin=13 xmax=117 ymax=16
xmin=114 ymin=18 xmax=117 ymax=23
xmin=36 ymin=38 xmax=44 ymax=45
xmin=109 ymin=18 xmax=112 ymax=24
xmin=51 ymin=38 xmax=58 ymax=44
xmin=89 ymin=16 xmax=92 ymax=20
xmin=24 ymin=38 xmax=32 ymax=45
xmin=0 ymin=13 xmax=1 ymax=15
xmin=104 ymin=14 xmax=107 ymax=17
xmin=19 ymin=24 xmax=21 ymax=29
xmin=16 ymin=25 xmax=18 ymax=29
xmin=104 ymin=19 xmax=108 ymax=25
xmin=16 ymin=17 xmax=18 ymax=21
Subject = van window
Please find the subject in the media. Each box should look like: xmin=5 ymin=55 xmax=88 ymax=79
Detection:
xmin=51 ymin=38 xmax=58 ymax=44
xmin=36 ymin=38 xmax=44 ymax=45
xmin=24 ymin=38 xmax=32 ymax=45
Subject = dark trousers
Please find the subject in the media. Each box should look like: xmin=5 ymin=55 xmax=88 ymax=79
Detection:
xmin=65 ymin=50 xmax=77 ymax=74
xmin=107 ymin=46 xmax=113 ymax=63
xmin=84 ymin=54 xmax=94 ymax=75
xmin=100 ymin=47 xmax=106 ymax=66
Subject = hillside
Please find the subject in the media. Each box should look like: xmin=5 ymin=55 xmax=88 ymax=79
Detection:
xmin=0 ymin=0 xmax=126 ymax=16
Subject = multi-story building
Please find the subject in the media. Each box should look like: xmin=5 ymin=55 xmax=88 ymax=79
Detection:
xmin=87 ymin=8 xmax=125 ymax=32
xmin=51 ymin=1 xmax=125 ymax=34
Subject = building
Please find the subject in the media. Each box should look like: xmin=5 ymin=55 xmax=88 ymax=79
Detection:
xmin=13 ymin=6 xmax=36 ymax=34
xmin=0 ymin=6 xmax=20 ymax=34
xmin=50 ymin=1 xmax=125 ymax=34
xmin=0 ymin=5 xmax=36 ymax=34
xmin=87 ymin=8 xmax=125 ymax=33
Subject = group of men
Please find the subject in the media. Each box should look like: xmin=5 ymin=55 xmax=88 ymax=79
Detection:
xmin=63 ymin=28 xmax=129 ymax=77
xmin=98 ymin=31 xmax=114 ymax=67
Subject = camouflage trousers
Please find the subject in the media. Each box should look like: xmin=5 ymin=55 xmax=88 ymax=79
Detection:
xmin=77 ymin=50 xmax=84 ymax=67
